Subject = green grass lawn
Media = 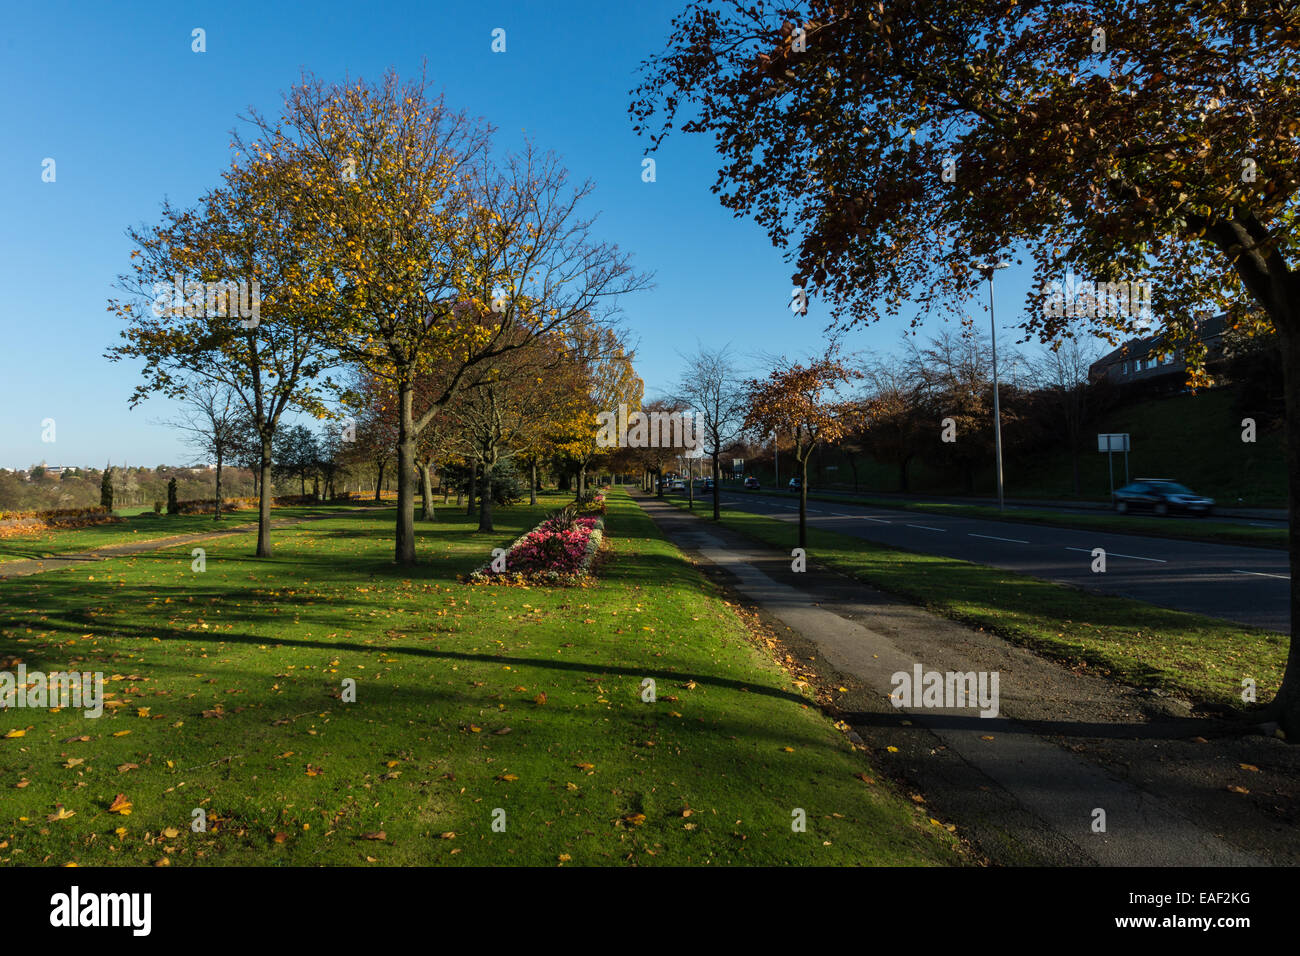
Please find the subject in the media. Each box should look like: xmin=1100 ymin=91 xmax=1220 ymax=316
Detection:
xmin=664 ymin=498 xmax=1287 ymax=710
xmin=0 ymin=490 xmax=961 ymax=867
xmin=719 ymin=489 xmax=1287 ymax=550
xmin=0 ymin=506 xmax=349 ymax=565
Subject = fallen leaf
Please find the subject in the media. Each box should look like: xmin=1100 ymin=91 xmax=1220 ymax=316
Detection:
xmin=360 ymin=831 xmax=387 ymax=841
xmin=47 ymin=807 xmax=76 ymax=822
xmin=107 ymin=794 xmax=133 ymax=815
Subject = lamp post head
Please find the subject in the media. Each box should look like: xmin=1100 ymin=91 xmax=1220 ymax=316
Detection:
xmin=973 ymin=260 xmax=1010 ymax=281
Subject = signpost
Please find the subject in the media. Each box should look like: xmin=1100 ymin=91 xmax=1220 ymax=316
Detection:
xmin=1097 ymin=433 xmax=1131 ymax=498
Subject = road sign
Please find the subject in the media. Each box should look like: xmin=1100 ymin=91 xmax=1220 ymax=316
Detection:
xmin=1097 ymin=433 xmax=1131 ymax=495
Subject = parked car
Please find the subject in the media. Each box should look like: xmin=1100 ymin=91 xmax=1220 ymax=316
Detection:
xmin=1113 ymin=479 xmax=1215 ymax=516
xmin=701 ymin=478 xmax=715 ymax=492
xmin=743 ymin=476 xmax=760 ymax=490
xmin=788 ymin=477 xmax=803 ymax=491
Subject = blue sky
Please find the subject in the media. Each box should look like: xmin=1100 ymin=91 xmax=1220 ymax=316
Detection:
xmin=0 ymin=0 xmax=1049 ymax=469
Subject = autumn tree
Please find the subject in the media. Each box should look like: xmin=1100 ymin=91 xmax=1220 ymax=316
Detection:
xmin=634 ymin=398 xmax=692 ymax=497
xmin=107 ymin=150 xmax=335 ymax=555
xmin=447 ymin=331 xmax=567 ymax=531
xmin=675 ymin=347 xmax=747 ymax=519
xmin=1027 ymin=336 xmax=1107 ymax=495
xmin=636 ymin=1 xmax=1300 ymax=734
xmin=168 ymin=380 xmax=244 ymax=519
xmin=250 ymin=70 xmax=648 ymax=565
xmin=744 ymin=352 xmax=860 ymax=547
xmin=343 ymin=372 xmax=400 ymax=502
xmin=904 ymin=328 xmax=1024 ymax=494
xmin=556 ymin=324 xmax=644 ymax=499
xmin=273 ymin=424 xmax=321 ymax=496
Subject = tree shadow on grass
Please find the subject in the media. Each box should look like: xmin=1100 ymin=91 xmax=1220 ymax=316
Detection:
xmin=1 ymin=573 xmax=810 ymax=708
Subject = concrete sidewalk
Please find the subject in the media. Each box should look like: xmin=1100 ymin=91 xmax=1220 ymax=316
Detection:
xmin=634 ymin=491 xmax=1300 ymax=866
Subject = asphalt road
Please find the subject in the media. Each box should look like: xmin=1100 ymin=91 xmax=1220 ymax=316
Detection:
xmin=693 ymin=489 xmax=1291 ymax=632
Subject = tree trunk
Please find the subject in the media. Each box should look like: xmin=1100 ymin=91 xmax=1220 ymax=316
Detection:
xmin=374 ymin=462 xmax=384 ymax=503
xmin=420 ymin=458 xmax=434 ymax=521
xmin=395 ymin=380 xmax=417 ymax=566
xmin=529 ymin=459 xmax=537 ymax=506
xmin=711 ymin=452 xmax=720 ymax=520
xmin=479 ymin=464 xmax=494 ymax=532
xmin=798 ymin=453 xmax=809 ymax=549
xmin=467 ymin=464 xmax=478 ymax=515
xmin=257 ymin=436 xmax=273 ymax=557
xmin=214 ymin=453 xmax=223 ymax=521
xmin=1268 ymin=320 xmax=1300 ymax=737
xmin=899 ymin=454 xmax=912 ymax=493
xmin=578 ymin=465 xmax=586 ymax=499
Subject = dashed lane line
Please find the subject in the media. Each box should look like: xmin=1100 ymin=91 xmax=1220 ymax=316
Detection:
xmin=1064 ymin=546 xmax=1167 ymax=563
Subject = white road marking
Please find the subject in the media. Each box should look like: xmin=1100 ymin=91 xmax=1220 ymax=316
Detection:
xmin=1065 ymin=546 xmax=1167 ymax=563
xmin=907 ymin=524 xmax=947 ymax=532
xmin=969 ymin=533 xmax=1029 ymax=544
xmin=1248 ymin=522 xmax=1283 ymax=528
xmin=1232 ymin=569 xmax=1291 ymax=580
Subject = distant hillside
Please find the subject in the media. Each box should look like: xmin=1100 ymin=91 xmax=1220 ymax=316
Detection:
xmin=788 ymin=385 xmax=1287 ymax=507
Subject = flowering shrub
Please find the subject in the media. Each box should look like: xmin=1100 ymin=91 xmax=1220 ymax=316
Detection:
xmin=467 ymin=508 xmax=604 ymax=586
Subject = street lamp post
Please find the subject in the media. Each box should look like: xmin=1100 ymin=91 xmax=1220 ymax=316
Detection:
xmin=974 ymin=261 xmax=1010 ymax=511
xmin=772 ymin=430 xmax=779 ymax=489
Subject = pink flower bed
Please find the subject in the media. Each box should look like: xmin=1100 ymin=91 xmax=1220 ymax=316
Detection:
xmin=508 ymin=516 xmax=600 ymax=575
xmin=467 ymin=507 xmax=605 ymax=585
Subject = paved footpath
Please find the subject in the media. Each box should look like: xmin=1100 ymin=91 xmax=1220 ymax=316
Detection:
xmin=634 ymin=492 xmax=1300 ymax=867
xmin=0 ymin=509 xmax=363 ymax=581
